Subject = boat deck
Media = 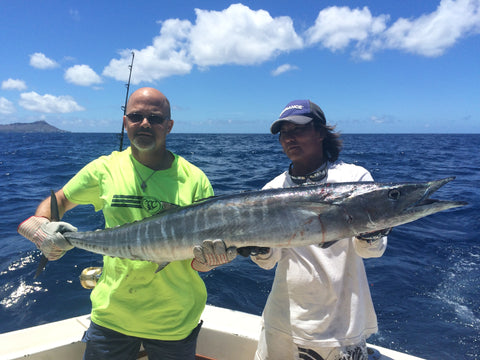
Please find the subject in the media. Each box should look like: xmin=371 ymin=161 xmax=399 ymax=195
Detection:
xmin=0 ymin=305 xmax=425 ymax=360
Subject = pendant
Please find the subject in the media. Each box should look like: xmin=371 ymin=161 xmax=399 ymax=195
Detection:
xmin=141 ymin=182 xmax=147 ymax=191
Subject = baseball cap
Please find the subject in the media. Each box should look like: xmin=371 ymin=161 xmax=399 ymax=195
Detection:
xmin=270 ymin=99 xmax=326 ymax=134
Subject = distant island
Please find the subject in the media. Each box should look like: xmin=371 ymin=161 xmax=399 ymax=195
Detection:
xmin=0 ymin=120 xmax=68 ymax=133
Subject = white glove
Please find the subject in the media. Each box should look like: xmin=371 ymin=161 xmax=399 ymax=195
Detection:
xmin=191 ymin=239 xmax=237 ymax=272
xmin=18 ymin=216 xmax=76 ymax=260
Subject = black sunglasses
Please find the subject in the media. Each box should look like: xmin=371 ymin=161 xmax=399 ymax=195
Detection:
xmin=126 ymin=113 xmax=168 ymax=125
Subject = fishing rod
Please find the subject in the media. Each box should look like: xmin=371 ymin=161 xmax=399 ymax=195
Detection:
xmin=119 ymin=51 xmax=135 ymax=151
xmin=82 ymin=51 xmax=133 ymax=280
xmin=78 ymin=53 xmax=134 ymax=282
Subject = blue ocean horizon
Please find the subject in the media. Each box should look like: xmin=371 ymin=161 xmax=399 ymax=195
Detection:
xmin=1 ymin=132 xmax=479 ymax=359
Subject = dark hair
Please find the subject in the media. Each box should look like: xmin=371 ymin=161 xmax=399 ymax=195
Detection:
xmin=313 ymin=121 xmax=342 ymax=163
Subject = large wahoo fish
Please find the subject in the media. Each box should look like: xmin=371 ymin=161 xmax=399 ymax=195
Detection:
xmin=54 ymin=177 xmax=465 ymax=267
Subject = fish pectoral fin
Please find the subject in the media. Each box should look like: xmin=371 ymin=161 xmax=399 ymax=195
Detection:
xmin=299 ymin=202 xmax=337 ymax=213
xmin=318 ymin=240 xmax=339 ymax=249
xmin=155 ymin=262 xmax=170 ymax=272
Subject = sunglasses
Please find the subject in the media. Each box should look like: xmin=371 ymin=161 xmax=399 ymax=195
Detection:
xmin=288 ymin=162 xmax=327 ymax=184
xmin=279 ymin=122 xmax=314 ymax=139
xmin=126 ymin=113 xmax=168 ymax=125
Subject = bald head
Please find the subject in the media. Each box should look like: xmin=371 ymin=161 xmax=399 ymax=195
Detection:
xmin=127 ymin=87 xmax=171 ymax=120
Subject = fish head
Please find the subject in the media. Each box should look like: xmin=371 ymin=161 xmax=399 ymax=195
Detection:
xmin=347 ymin=177 xmax=467 ymax=233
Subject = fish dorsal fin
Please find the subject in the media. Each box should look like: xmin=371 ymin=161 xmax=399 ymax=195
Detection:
xmin=155 ymin=262 xmax=170 ymax=272
xmin=154 ymin=202 xmax=180 ymax=215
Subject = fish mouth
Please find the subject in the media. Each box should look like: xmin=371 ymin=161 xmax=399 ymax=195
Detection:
xmin=405 ymin=177 xmax=467 ymax=212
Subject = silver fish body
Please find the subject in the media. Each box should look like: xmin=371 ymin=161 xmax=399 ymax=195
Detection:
xmin=63 ymin=177 xmax=466 ymax=264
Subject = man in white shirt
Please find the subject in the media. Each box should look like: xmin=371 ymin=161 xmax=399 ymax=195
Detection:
xmin=252 ymin=100 xmax=389 ymax=360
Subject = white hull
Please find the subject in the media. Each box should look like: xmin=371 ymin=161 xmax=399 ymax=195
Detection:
xmin=0 ymin=305 xmax=424 ymax=360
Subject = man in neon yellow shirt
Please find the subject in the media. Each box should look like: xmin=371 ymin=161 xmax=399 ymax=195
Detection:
xmin=18 ymin=87 xmax=235 ymax=359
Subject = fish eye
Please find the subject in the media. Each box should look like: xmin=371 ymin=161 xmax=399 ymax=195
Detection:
xmin=388 ymin=189 xmax=401 ymax=200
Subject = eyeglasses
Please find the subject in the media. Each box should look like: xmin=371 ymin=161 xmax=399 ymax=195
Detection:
xmin=288 ymin=162 xmax=328 ymax=184
xmin=279 ymin=122 xmax=314 ymax=139
xmin=126 ymin=113 xmax=168 ymax=125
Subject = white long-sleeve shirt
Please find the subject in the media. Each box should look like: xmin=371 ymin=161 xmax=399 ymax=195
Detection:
xmin=252 ymin=161 xmax=387 ymax=349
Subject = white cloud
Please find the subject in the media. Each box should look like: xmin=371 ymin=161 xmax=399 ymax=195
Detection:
xmin=103 ymin=4 xmax=303 ymax=83
xmin=305 ymin=0 xmax=480 ymax=59
xmin=2 ymin=78 xmax=27 ymax=91
xmin=103 ymin=19 xmax=193 ymax=84
xmin=19 ymin=91 xmax=85 ymax=113
xmin=189 ymin=4 xmax=303 ymax=66
xmin=383 ymin=0 xmax=480 ymax=56
xmin=271 ymin=64 xmax=299 ymax=76
xmin=103 ymin=1 xmax=480 ymax=83
xmin=370 ymin=114 xmax=397 ymax=125
xmin=0 ymin=97 xmax=15 ymax=114
xmin=371 ymin=115 xmax=386 ymax=124
xmin=65 ymin=65 xmax=102 ymax=86
xmin=29 ymin=53 xmax=59 ymax=69
xmin=305 ymin=6 xmax=388 ymax=57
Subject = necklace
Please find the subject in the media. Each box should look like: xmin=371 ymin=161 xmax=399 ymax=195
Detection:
xmin=131 ymin=156 xmax=158 ymax=192
xmin=288 ymin=161 xmax=328 ymax=185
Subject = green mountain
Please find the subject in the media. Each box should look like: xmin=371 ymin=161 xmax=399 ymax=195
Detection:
xmin=0 ymin=120 xmax=68 ymax=133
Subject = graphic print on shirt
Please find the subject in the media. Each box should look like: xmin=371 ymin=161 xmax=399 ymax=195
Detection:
xmin=111 ymin=195 xmax=176 ymax=215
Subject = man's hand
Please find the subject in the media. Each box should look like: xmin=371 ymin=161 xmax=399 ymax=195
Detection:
xmin=191 ymin=239 xmax=237 ymax=272
xmin=18 ymin=216 xmax=76 ymax=260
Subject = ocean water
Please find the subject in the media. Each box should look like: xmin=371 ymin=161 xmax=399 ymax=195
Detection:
xmin=0 ymin=133 xmax=478 ymax=359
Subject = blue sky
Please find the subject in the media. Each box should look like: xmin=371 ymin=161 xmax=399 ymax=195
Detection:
xmin=1 ymin=0 xmax=479 ymax=133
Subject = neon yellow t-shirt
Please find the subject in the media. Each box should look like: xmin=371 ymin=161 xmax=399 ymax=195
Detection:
xmin=63 ymin=147 xmax=214 ymax=340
